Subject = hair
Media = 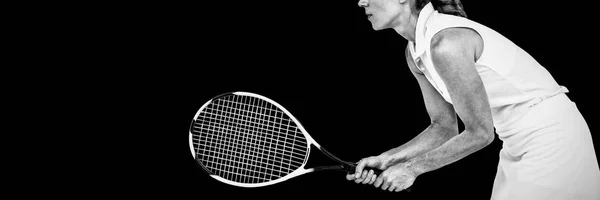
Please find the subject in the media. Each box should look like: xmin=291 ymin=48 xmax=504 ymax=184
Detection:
xmin=415 ymin=0 xmax=467 ymax=18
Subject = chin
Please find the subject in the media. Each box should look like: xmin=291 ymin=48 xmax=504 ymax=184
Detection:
xmin=369 ymin=20 xmax=386 ymax=31
xmin=371 ymin=24 xmax=385 ymax=31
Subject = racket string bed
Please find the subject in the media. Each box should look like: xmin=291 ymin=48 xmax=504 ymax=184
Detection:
xmin=191 ymin=95 xmax=309 ymax=184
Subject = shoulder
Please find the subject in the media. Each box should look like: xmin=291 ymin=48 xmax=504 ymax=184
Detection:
xmin=430 ymin=27 xmax=483 ymax=61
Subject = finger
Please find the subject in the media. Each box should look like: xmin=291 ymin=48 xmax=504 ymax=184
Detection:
xmin=346 ymin=174 xmax=356 ymax=181
xmin=361 ymin=170 xmax=374 ymax=184
xmin=361 ymin=170 xmax=368 ymax=180
xmin=354 ymin=170 xmax=367 ymax=183
xmin=388 ymin=185 xmax=396 ymax=192
xmin=368 ymin=174 xmax=377 ymax=185
xmin=354 ymin=177 xmax=363 ymax=183
xmin=404 ymin=181 xmax=415 ymax=192
xmin=374 ymin=176 xmax=383 ymax=188
xmin=355 ymin=159 xmax=366 ymax=179
xmin=381 ymin=180 xmax=390 ymax=191
xmin=355 ymin=177 xmax=363 ymax=184
xmin=400 ymin=178 xmax=414 ymax=191
xmin=395 ymin=186 xmax=404 ymax=192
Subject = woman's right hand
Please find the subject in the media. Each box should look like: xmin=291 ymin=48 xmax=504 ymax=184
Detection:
xmin=345 ymin=155 xmax=389 ymax=185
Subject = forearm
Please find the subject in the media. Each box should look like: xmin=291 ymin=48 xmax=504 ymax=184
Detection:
xmin=381 ymin=123 xmax=457 ymax=166
xmin=406 ymin=129 xmax=493 ymax=175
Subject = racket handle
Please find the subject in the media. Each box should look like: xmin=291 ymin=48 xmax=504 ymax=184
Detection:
xmin=346 ymin=163 xmax=383 ymax=175
xmin=347 ymin=163 xmax=412 ymax=192
xmin=319 ymin=147 xmax=411 ymax=192
xmin=320 ymin=147 xmax=384 ymax=175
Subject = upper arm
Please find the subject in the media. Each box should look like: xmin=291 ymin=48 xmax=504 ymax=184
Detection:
xmin=429 ymin=28 xmax=493 ymax=141
xmin=405 ymin=46 xmax=457 ymax=133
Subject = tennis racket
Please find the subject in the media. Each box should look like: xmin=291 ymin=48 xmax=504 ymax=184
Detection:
xmin=188 ymin=91 xmax=382 ymax=188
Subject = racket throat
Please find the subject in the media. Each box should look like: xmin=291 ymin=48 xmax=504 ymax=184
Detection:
xmin=312 ymin=165 xmax=352 ymax=173
xmin=313 ymin=147 xmax=356 ymax=173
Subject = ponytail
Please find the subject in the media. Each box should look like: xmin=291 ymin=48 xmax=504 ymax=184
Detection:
xmin=416 ymin=0 xmax=467 ymax=18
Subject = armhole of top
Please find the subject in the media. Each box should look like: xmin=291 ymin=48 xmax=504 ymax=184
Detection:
xmin=405 ymin=44 xmax=424 ymax=75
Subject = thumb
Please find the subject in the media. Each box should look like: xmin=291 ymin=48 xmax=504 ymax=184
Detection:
xmin=378 ymin=160 xmax=388 ymax=170
xmin=346 ymin=173 xmax=356 ymax=181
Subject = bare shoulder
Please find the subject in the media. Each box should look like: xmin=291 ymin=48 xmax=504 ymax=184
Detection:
xmin=430 ymin=28 xmax=483 ymax=61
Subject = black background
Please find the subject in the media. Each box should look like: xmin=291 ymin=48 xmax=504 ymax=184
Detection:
xmin=42 ymin=0 xmax=598 ymax=199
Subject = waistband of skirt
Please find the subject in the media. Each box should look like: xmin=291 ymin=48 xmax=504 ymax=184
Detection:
xmin=495 ymin=86 xmax=572 ymax=133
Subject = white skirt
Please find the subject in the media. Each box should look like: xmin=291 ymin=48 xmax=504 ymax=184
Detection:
xmin=491 ymin=93 xmax=600 ymax=200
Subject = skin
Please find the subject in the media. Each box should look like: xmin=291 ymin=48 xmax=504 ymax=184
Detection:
xmin=349 ymin=0 xmax=493 ymax=192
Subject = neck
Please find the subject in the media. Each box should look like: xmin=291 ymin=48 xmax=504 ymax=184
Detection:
xmin=391 ymin=10 xmax=419 ymax=43
xmin=393 ymin=6 xmax=419 ymax=43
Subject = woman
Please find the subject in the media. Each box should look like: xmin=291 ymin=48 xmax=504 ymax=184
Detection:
xmin=347 ymin=0 xmax=600 ymax=199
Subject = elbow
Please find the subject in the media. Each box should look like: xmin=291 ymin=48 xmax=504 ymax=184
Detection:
xmin=467 ymin=126 xmax=494 ymax=147
xmin=430 ymin=118 xmax=459 ymax=138
xmin=429 ymin=122 xmax=459 ymax=142
xmin=480 ymin=131 xmax=494 ymax=146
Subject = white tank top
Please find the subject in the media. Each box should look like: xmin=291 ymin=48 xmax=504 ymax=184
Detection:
xmin=408 ymin=3 xmax=568 ymax=129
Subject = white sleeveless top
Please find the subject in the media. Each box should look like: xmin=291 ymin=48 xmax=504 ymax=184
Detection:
xmin=408 ymin=3 xmax=568 ymax=129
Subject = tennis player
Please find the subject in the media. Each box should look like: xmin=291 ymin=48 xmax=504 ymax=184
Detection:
xmin=346 ymin=0 xmax=600 ymax=199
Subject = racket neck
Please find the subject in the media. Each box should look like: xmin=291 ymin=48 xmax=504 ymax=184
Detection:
xmin=317 ymin=147 xmax=356 ymax=173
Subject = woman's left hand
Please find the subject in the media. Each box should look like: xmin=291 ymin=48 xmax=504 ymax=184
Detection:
xmin=373 ymin=162 xmax=419 ymax=192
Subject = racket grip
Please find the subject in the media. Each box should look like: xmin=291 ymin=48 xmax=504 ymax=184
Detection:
xmin=347 ymin=163 xmax=383 ymax=175
xmin=347 ymin=163 xmax=412 ymax=192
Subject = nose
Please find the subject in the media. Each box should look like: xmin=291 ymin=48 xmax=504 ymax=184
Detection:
xmin=357 ymin=0 xmax=368 ymax=8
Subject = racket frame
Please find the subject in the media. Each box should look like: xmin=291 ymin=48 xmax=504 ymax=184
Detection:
xmin=190 ymin=91 xmax=343 ymax=188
